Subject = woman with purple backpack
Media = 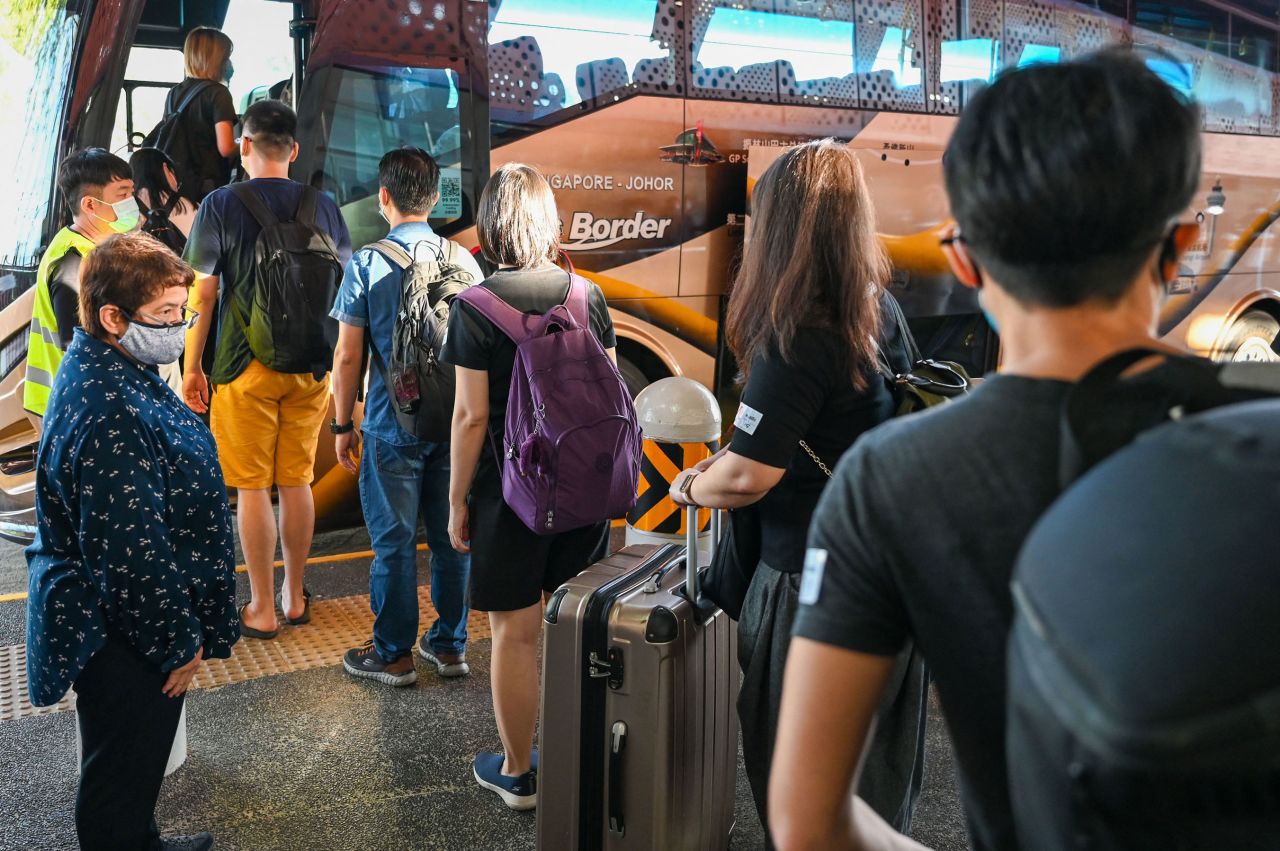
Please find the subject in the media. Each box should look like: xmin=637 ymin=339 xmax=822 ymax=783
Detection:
xmin=442 ymin=163 xmax=622 ymax=811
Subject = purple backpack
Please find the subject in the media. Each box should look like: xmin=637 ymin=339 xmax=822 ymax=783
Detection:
xmin=454 ymin=275 xmax=641 ymax=534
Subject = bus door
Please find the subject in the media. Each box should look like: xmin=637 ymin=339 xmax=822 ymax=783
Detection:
xmin=108 ymin=0 xmax=303 ymax=157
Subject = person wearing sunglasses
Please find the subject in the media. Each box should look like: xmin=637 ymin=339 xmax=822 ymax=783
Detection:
xmin=25 ymin=232 xmax=237 ymax=851
xmin=24 ymin=147 xmax=140 ymax=419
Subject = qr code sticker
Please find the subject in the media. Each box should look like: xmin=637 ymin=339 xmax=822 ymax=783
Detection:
xmin=435 ymin=172 xmax=462 ymax=219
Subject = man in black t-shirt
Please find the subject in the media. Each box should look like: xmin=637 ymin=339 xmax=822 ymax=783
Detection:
xmin=182 ymin=101 xmax=351 ymax=642
xmin=767 ymin=51 xmax=1206 ymax=851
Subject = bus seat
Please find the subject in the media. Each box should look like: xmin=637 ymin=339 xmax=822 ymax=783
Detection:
xmin=576 ymin=58 xmax=630 ymax=102
xmin=489 ymin=35 xmax=550 ymax=113
xmin=691 ymin=62 xmax=737 ymax=92
xmin=799 ymin=74 xmax=859 ymax=104
xmin=736 ymin=59 xmax=797 ymax=99
xmin=536 ymin=73 xmax=566 ymax=114
xmin=634 ymin=56 xmax=679 ymax=91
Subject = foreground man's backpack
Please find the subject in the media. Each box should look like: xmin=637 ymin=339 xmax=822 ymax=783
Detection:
xmin=453 ymin=276 xmax=641 ymax=534
xmin=1007 ymin=350 xmax=1280 ymax=851
xmin=365 ymin=238 xmax=476 ymax=443
xmin=229 ymin=184 xmax=343 ymax=379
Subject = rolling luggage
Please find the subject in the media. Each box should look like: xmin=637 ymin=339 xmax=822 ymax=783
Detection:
xmin=538 ymin=508 xmax=738 ymax=850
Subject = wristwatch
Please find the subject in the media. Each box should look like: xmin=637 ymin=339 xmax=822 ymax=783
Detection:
xmin=676 ymin=471 xmax=701 ymax=508
xmin=330 ymin=419 xmax=355 ymax=435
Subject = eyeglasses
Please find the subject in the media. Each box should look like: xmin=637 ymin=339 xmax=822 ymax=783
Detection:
xmin=123 ymin=306 xmax=200 ymax=329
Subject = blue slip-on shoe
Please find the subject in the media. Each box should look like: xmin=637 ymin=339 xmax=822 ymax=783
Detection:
xmin=473 ymin=751 xmax=537 ymax=811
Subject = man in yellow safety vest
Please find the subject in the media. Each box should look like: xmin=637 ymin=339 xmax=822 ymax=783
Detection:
xmin=24 ymin=148 xmax=138 ymax=417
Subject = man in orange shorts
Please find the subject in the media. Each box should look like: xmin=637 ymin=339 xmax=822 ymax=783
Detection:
xmin=181 ymin=101 xmax=351 ymax=638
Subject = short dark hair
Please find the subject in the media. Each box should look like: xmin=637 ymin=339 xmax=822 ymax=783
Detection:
xmin=58 ymin=148 xmax=132 ymax=217
xmin=242 ymin=99 xmax=297 ymax=161
xmin=378 ymin=148 xmax=440 ymax=215
xmin=943 ymin=48 xmax=1202 ymax=307
xmin=80 ymin=232 xmax=194 ymax=340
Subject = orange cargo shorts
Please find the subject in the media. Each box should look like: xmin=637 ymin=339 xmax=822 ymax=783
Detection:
xmin=210 ymin=359 xmax=331 ymax=490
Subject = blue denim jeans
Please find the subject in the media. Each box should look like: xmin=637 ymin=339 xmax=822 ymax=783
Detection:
xmin=360 ymin=435 xmax=470 ymax=661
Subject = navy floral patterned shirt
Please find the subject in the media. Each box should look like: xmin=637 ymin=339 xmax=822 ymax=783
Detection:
xmin=26 ymin=330 xmax=238 ymax=706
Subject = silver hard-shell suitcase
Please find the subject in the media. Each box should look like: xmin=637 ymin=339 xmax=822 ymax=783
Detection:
xmin=538 ymin=509 xmax=738 ymax=850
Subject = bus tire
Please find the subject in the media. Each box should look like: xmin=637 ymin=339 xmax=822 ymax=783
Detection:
xmin=1218 ymin=310 xmax=1280 ymax=363
xmin=617 ymin=354 xmax=650 ymax=399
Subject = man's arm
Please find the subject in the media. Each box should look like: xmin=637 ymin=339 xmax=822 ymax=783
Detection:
xmin=183 ymin=272 xmax=219 ymax=413
xmin=770 ymin=639 xmax=930 ymax=851
xmin=331 ymin=321 xmax=364 ymax=474
xmin=49 ymin=254 xmax=83 ymax=349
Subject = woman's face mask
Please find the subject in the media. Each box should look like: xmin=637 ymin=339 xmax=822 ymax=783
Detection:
xmin=117 ymin=309 xmax=188 ymax=365
xmin=90 ymin=196 xmax=141 ymax=233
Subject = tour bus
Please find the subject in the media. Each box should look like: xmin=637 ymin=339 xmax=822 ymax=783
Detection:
xmin=0 ymin=0 xmax=1276 ymax=542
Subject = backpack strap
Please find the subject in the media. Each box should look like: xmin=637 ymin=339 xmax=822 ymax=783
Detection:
xmin=365 ymin=238 xmax=413 ymax=270
xmin=228 ymin=183 xmax=279 ymax=231
xmin=167 ymin=79 xmax=214 ymax=117
xmin=564 ymin=274 xmax=591 ymax=328
xmin=1059 ymin=347 xmax=1280 ymax=487
xmin=454 ymin=286 xmax=539 ymax=343
xmin=295 ymin=185 xmax=321 ymax=228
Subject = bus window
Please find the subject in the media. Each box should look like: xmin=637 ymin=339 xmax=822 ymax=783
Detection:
xmin=316 ymin=65 xmax=470 ymax=248
xmin=111 ymin=0 xmax=296 ymax=155
xmin=690 ymin=1 xmax=856 ymax=105
xmin=1 ymin=3 xmax=79 ymax=286
xmin=489 ymin=0 xmax=676 ymax=121
xmin=111 ymin=47 xmax=183 ymax=154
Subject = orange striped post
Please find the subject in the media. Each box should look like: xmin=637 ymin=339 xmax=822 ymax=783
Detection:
xmin=625 ymin=378 xmax=722 ymax=556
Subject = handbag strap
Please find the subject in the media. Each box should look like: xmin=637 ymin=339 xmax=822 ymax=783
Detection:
xmin=798 ymin=439 xmax=833 ymax=479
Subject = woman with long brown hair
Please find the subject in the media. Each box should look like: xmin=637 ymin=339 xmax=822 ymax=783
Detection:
xmin=670 ymin=139 xmax=927 ymax=840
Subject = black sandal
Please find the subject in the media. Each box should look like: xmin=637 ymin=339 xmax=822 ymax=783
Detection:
xmin=239 ymin=603 xmax=279 ymax=640
xmin=277 ymin=588 xmax=312 ymax=626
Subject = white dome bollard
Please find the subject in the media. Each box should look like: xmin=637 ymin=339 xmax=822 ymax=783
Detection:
xmin=626 ymin=377 xmax=722 ymax=563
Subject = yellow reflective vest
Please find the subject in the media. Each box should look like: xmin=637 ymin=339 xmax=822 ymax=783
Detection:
xmin=24 ymin=228 xmax=97 ymax=416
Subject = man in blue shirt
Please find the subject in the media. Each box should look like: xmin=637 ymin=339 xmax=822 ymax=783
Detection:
xmin=330 ymin=148 xmax=483 ymax=686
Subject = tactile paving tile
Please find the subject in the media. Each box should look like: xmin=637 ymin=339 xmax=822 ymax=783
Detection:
xmin=0 ymin=588 xmax=493 ymax=722
xmin=0 ymin=645 xmax=74 ymax=720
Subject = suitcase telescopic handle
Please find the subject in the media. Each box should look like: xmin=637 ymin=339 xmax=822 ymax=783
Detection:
xmin=683 ymin=505 xmax=721 ymax=603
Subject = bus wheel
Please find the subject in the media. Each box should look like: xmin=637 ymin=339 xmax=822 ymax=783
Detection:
xmin=617 ymin=354 xmax=650 ymax=399
xmin=0 ymin=448 xmax=36 ymax=546
xmin=1218 ymin=310 xmax=1280 ymax=363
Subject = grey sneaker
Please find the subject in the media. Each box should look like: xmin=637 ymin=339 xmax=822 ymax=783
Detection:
xmin=417 ymin=635 xmax=470 ymax=677
xmin=161 ymin=833 xmax=214 ymax=851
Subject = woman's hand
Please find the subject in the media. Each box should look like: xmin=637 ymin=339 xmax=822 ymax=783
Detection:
xmin=449 ymin=502 xmax=471 ymax=553
xmin=162 ymin=649 xmax=205 ymax=698
xmin=183 ymin=370 xmax=210 ymax=414
xmin=669 ymin=468 xmax=700 ymax=507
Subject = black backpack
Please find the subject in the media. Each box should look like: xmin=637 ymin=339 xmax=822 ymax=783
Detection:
xmin=143 ymin=81 xmax=213 ymax=200
xmin=364 ymin=237 xmax=476 ymax=442
xmin=229 ymin=183 xmax=343 ymax=379
xmin=139 ymin=193 xmax=186 ymax=255
xmin=1007 ymin=349 xmax=1280 ymax=851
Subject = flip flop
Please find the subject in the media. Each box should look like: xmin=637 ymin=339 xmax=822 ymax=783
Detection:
xmin=239 ymin=603 xmax=279 ymax=640
xmin=277 ymin=588 xmax=312 ymax=626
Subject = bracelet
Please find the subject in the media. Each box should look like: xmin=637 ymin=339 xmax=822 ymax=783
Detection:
xmin=677 ymin=471 xmax=702 ymax=508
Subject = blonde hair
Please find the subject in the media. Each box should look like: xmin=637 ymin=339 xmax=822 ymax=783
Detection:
xmin=477 ymin=163 xmax=560 ymax=269
xmin=726 ymin=139 xmax=890 ymax=391
xmin=183 ymin=27 xmax=233 ymax=82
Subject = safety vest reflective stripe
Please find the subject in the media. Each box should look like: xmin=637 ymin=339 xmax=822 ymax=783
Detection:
xmin=24 ymin=228 xmax=97 ymax=416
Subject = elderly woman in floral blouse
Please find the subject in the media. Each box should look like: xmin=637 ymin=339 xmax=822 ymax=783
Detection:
xmin=25 ymin=232 xmax=237 ymax=851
